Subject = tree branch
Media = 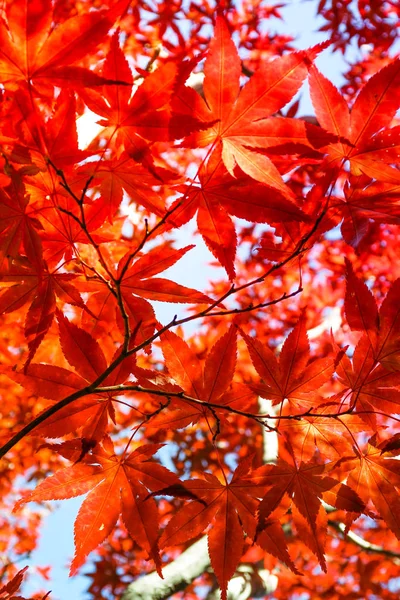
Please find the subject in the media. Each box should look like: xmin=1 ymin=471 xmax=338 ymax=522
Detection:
xmin=121 ymin=537 xmax=210 ymax=600
xmin=328 ymin=521 xmax=400 ymax=560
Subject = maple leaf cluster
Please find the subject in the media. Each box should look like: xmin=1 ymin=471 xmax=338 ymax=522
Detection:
xmin=1 ymin=1 xmax=400 ymax=599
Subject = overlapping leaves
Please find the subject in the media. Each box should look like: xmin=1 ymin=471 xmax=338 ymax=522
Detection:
xmin=3 ymin=4 xmax=400 ymax=597
xmin=15 ymin=437 xmax=179 ymax=575
xmin=242 ymin=314 xmax=334 ymax=413
xmin=0 ymin=0 xmax=131 ymax=91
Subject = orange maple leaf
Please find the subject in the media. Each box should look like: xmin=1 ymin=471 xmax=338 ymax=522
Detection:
xmin=138 ymin=326 xmax=255 ymax=432
xmin=0 ymin=0 xmax=130 ymax=92
xmin=341 ymin=441 xmax=400 ymax=540
xmin=252 ymin=442 xmax=364 ymax=571
xmin=309 ymin=61 xmax=400 ymax=245
xmin=159 ymin=455 xmax=299 ymax=600
xmin=173 ymin=17 xmax=319 ymax=195
xmin=309 ymin=59 xmax=400 ymax=181
xmin=3 ymin=312 xmax=135 ymax=441
xmin=14 ymin=437 xmax=179 ymax=576
xmin=166 ymin=147 xmax=308 ymax=278
xmin=242 ymin=315 xmax=334 ymax=413
xmin=345 ymin=261 xmax=400 ymax=371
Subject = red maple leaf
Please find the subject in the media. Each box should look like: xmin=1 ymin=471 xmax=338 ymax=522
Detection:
xmin=80 ymin=31 xmax=208 ymax=169
xmin=0 ymin=169 xmax=43 ymax=272
xmin=252 ymin=441 xmax=364 ymax=571
xmin=14 ymin=437 xmax=179 ymax=576
xmin=166 ymin=147 xmax=308 ymax=278
xmin=340 ymin=176 xmax=400 ymax=247
xmin=113 ymin=243 xmax=215 ymax=348
xmin=173 ymin=17 xmax=322 ymax=195
xmin=0 ymin=0 xmax=130 ymax=92
xmin=37 ymin=194 xmax=110 ymax=267
xmin=242 ymin=315 xmax=334 ymax=413
xmin=158 ymin=455 xmax=298 ymax=600
xmin=309 ymin=61 xmax=400 ymax=245
xmin=3 ymin=312 xmax=135 ymax=441
xmin=309 ymin=60 xmax=400 ymax=180
xmin=77 ymin=152 xmax=168 ymax=221
xmin=344 ymin=260 xmax=400 ymax=371
xmin=138 ymin=325 xmax=255 ymax=432
xmin=340 ymin=440 xmax=400 ymax=540
xmin=335 ymin=334 xmax=400 ymax=432
xmin=0 ymin=258 xmax=90 ymax=366
xmin=278 ymin=405 xmax=364 ymax=461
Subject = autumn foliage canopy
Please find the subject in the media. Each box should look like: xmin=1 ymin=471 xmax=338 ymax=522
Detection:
xmin=1 ymin=0 xmax=400 ymax=598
